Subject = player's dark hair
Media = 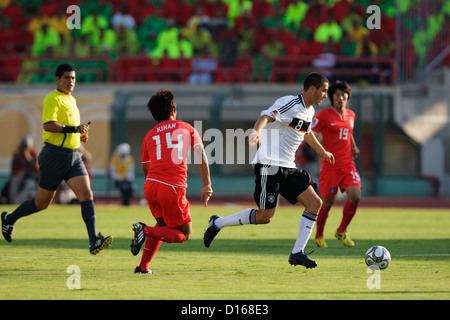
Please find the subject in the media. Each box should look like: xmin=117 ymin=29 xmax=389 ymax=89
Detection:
xmin=147 ymin=88 xmax=176 ymax=122
xmin=328 ymin=80 xmax=352 ymax=105
xmin=55 ymin=64 xmax=76 ymax=78
xmin=303 ymin=72 xmax=329 ymax=91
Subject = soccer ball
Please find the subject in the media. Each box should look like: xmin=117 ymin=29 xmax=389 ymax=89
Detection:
xmin=365 ymin=246 xmax=391 ymax=270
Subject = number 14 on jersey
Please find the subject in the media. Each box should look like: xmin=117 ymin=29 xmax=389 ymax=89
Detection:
xmin=152 ymin=132 xmax=183 ymax=161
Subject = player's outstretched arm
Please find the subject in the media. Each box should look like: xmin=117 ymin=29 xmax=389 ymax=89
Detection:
xmin=248 ymin=115 xmax=274 ymax=146
xmin=304 ymin=132 xmax=335 ymax=164
xmin=194 ymin=144 xmax=213 ymax=207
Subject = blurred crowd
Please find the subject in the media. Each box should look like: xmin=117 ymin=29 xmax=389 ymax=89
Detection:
xmin=0 ymin=0 xmax=448 ymax=83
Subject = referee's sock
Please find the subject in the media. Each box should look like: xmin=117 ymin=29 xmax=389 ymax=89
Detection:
xmin=81 ymin=200 xmax=97 ymax=245
xmin=5 ymin=199 xmax=38 ymax=225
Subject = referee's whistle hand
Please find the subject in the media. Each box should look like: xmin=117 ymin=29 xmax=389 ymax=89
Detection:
xmin=79 ymin=123 xmax=90 ymax=133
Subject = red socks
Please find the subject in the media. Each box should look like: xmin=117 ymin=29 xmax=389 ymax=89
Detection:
xmin=337 ymin=200 xmax=358 ymax=234
xmin=139 ymin=237 xmax=162 ymax=271
xmin=139 ymin=225 xmax=187 ymax=272
xmin=144 ymin=226 xmax=187 ymax=243
xmin=315 ymin=200 xmax=359 ymax=238
xmin=315 ymin=207 xmax=329 ymax=239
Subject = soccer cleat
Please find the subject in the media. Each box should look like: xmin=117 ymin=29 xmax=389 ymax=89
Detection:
xmin=130 ymin=222 xmax=146 ymax=256
xmin=315 ymin=236 xmax=328 ymax=248
xmin=89 ymin=232 xmax=113 ymax=255
xmin=203 ymin=215 xmax=221 ymax=248
xmin=1 ymin=211 xmax=14 ymax=242
xmin=134 ymin=266 xmax=155 ymax=275
xmin=335 ymin=230 xmax=355 ymax=247
xmin=288 ymin=251 xmax=317 ymax=269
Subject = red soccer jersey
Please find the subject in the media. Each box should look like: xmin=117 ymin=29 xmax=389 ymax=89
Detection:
xmin=141 ymin=119 xmax=202 ymax=188
xmin=312 ymin=107 xmax=356 ymax=169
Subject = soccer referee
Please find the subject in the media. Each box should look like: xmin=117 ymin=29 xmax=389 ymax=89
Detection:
xmin=1 ymin=64 xmax=113 ymax=255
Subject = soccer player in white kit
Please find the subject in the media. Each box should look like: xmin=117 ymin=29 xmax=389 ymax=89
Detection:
xmin=203 ymin=72 xmax=335 ymax=268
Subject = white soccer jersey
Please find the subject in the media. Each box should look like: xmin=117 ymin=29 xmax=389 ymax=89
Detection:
xmin=252 ymin=94 xmax=315 ymax=168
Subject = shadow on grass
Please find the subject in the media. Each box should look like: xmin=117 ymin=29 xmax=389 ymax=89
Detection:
xmin=1 ymin=237 xmax=449 ymax=259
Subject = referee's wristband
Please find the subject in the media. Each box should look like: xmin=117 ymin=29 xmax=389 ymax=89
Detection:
xmin=62 ymin=125 xmax=79 ymax=133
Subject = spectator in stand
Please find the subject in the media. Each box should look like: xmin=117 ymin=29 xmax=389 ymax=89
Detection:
xmin=31 ymin=23 xmax=60 ymax=56
xmin=27 ymin=7 xmax=51 ymax=34
xmin=8 ymin=136 xmax=39 ymax=204
xmin=233 ymin=6 xmax=257 ymax=30
xmin=378 ymin=33 xmax=395 ymax=57
xmin=288 ymin=30 xmax=323 ymax=57
xmin=48 ymin=5 xmax=71 ymax=39
xmin=273 ymin=22 xmax=294 ymax=48
xmin=53 ymin=33 xmax=72 ymax=57
xmin=303 ymin=0 xmax=328 ymax=31
xmin=94 ymin=0 xmax=114 ymax=21
xmin=210 ymin=6 xmax=228 ymax=38
xmin=284 ymin=0 xmax=308 ymax=31
xmin=0 ymin=9 xmax=12 ymax=51
xmin=177 ymin=32 xmax=194 ymax=59
xmin=3 ymin=0 xmax=27 ymax=30
xmin=137 ymin=5 xmax=167 ymax=53
xmin=115 ymin=25 xmax=141 ymax=55
xmin=251 ymin=0 xmax=274 ymax=23
xmin=186 ymin=22 xmax=213 ymax=56
xmin=347 ymin=19 xmax=369 ymax=50
xmin=261 ymin=33 xmax=285 ymax=58
xmin=331 ymin=0 xmax=353 ymax=24
xmin=74 ymin=34 xmax=94 ymax=57
xmin=226 ymin=0 xmax=252 ymax=28
xmin=81 ymin=10 xmax=109 ymax=41
xmin=185 ymin=4 xmax=212 ymax=35
xmin=341 ymin=31 xmax=358 ymax=57
xmin=340 ymin=2 xmax=365 ymax=32
xmin=149 ymin=19 xmax=179 ymax=58
xmin=111 ymin=4 xmax=137 ymax=30
xmin=41 ymin=0 xmax=59 ymax=18
xmin=357 ymin=36 xmax=379 ymax=84
xmin=356 ymin=35 xmax=378 ymax=58
xmin=109 ymin=143 xmax=135 ymax=206
xmin=91 ymin=26 xmax=116 ymax=56
xmin=235 ymin=13 xmax=256 ymax=55
xmin=312 ymin=38 xmax=339 ymax=83
xmin=252 ymin=23 xmax=274 ymax=56
xmin=174 ymin=0 xmax=195 ymax=27
xmin=262 ymin=5 xmax=285 ymax=30
xmin=135 ymin=0 xmax=156 ymax=24
xmin=314 ymin=11 xmax=343 ymax=44
xmin=13 ymin=23 xmax=34 ymax=54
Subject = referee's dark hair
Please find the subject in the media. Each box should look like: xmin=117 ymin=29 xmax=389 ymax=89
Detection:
xmin=328 ymin=80 xmax=352 ymax=105
xmin=147 ymin=88 xmax=177 ymax=122
xmin=55 ymin=64 xmax=76 ymax=78
xmin=303 ymin=72 xmax=329 ymax=91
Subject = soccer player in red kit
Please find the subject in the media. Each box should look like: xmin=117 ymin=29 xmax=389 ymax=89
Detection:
xmin=311 ymin=81 xmax=361 ymax=247
xmin=130 ymin=89 xmax=213 ymax=274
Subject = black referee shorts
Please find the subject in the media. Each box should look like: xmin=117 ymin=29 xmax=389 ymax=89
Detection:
xmin=253 ymin=164 xmax=317 ymax=210
xmin=38 ymin=143 xmax=88 ymax=191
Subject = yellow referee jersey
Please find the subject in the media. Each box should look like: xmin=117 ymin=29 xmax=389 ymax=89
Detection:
xmin=42 ymin=90 xmax=81 ymax=149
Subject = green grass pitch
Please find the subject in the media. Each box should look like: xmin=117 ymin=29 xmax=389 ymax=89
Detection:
xmin=0 ymin=203 xmax=449 ymax=300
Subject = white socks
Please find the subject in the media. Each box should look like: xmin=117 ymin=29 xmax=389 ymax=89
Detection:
xmin=214 ymin=209 xmax=256 ymax=229
xmin=214 ymin=208 xmax=316 ymax=255
xmin=292 ymin=211 xmax=317 ymax=254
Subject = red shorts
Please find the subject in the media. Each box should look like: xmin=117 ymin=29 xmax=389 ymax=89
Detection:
xmin=144 ymin=179 xmax=191 ymax=228
xmin=319 ymin=163 xmax=362 ymax=198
